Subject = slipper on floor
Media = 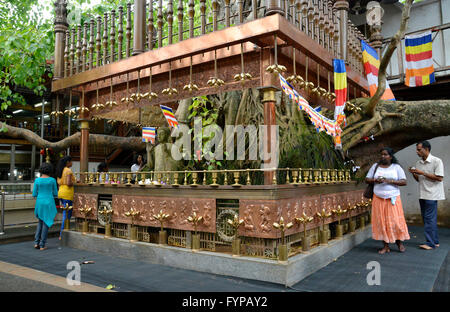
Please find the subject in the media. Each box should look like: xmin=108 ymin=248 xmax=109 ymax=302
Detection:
xmin=34 ymin=245 xmax=40 ymax=249
xmin=419 ymin=244 xmax=433 ymax=250
xmin=39 ymin=247 xmax=47 ymax=251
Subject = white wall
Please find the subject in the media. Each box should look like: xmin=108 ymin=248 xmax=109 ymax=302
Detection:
xmin=381 ymin=0 xmax=450 ymax=82
xmin=395 ymin=136 xmax=450 ymax=227
xmin=350 ymin=0 xmax=450 ymax=84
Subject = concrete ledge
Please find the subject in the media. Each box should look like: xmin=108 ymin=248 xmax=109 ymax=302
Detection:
xmin=61 ymin=226 xmax=372 ymax=286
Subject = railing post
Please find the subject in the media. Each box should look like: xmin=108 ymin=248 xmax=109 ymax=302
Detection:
xmin=0 ymin=187 xmax=5 ymax=235
xmin=334 ymin=0 xmax=349 ymax=63
xmin=53 ymin=0 xmax=68 ymax=80
xmin=133 ymin=0 xmax=147 ymax=55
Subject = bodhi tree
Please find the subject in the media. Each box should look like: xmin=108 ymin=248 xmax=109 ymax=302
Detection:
xmin=1 ymin=0 xmax=449 ymax=175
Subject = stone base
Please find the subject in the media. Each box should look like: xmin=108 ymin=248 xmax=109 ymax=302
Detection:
xmin=61 ymin=226 xmax=372 ymax=287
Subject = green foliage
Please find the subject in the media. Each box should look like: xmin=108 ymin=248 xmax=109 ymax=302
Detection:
xmin=0 ymin=0 xmax=54 ymax=109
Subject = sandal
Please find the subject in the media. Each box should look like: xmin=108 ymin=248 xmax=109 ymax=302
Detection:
xmin=34 ymin=245 xmax=40 ymax=249
xmin=39 ymin=247 xmax=47 ymax=251
xmin=378 ymin=246 xmax=390 ymax=254
xmin=396 ymin=240 xmax=406 ymax=253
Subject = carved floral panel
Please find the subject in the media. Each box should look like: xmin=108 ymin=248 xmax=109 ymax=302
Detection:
xmin=111 ymin=195 xmax=216 ymax=233
xmin=73 ymin=193 xmax=98 ymax=220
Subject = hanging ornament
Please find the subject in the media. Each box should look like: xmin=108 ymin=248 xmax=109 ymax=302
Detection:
xmin=265 ymin=34 xmax=287 ymax=75
xmin=121 ymin=73 xmax=131 ymax=104
xmin=162 ymin=61 xmax=178 ymax=96
xmin=143 ymin=67 xmax=158 ymax=101
xmin=92 ymin=81 xmax=105 ymax=110
xmin=234 ymin=43 xmax=253 ymax=83
xmin=183 ymin=56 xmax=199 ymax=93
xmin=105 ymin=77 xmax=118 ymax=108
xmin=286 ymin=47 xmax=305 ymax=88
xmin=207 ymin=50 xmax=225 ymax=87
xmin=303 ymin=56 xmax=314 ymax=92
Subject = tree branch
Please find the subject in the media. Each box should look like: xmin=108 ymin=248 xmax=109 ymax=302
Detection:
xmin=1 ymin=122 xmax=145 ymax=152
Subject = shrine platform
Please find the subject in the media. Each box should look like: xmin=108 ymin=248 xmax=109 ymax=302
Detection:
xmin=60 ymin=225 xmax=372 ymax=287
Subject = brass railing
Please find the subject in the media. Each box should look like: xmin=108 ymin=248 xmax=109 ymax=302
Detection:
xmin=62 ymin=0 xmax=366 ymax=78
xmin=75 ymin=167 xmax=352 ymax=186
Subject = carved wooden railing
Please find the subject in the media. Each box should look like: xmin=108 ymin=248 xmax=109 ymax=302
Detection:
xmin=61 ymin=0 xmax=366 ymax=79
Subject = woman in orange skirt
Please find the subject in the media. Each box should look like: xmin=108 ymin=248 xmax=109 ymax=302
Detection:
xmin=365 ymin=147 xmax=410 ymax=254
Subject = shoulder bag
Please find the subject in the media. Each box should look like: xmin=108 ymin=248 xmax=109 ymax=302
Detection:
xmin=363 ymin=163 xmax=380 ymax=199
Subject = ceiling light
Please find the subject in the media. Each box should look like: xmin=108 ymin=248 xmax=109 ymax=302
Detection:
xmin=13 ymin=109 xmax=23 ymax=114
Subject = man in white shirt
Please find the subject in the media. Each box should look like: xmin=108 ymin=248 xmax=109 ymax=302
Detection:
xmin=131 ymin=154 xmax=145 ymax=183
xmin=409 ymin=140 xmax=445 ymax=250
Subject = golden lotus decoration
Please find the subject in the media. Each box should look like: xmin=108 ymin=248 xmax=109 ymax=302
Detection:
xmin=286 ymin=74 xmax=305 ymax=88
xmin=153 ymin=209 xmax=170 ymax=232
xmin=50 ymin=111 xmax=64 ymax=117
xmin=187 ymin=211 xmax=203 ymax=235
xmin=79 ymin=204 xmax=92 ymax=233
xmin=332 ymin=205 xmax=347 ymax=225
xmin=105 ymin=100 xmax=118 ymax=108
xmin=79 ymin=205 xmax=92 ymax=217
xmin=227 ymin=214 xmax=245 ymax=239
xmin=98 ymin=206 xmax=113 ymax=217
xmin=64 ymin=108 xmax=77 ymax=116
xmin=124 ymin=207 xmax=140 ymax=226
xmin=207 ymin=77 xmax=225 ymax=88
xmin=316 ymin=208 xmax=332 ymax=230
xmin=295 ymin=212 xmax=314 ymax=238
xmin=327 ymin=92 xmax=336 ymax=102
xmin=142 ymin=91 xmax=158 ymax=101
xmin=161 ymin=87 xmax=178 ymax=96
xmin=183 ymin=83 xmax=199 ymax=93
xmin=120 ymin=96 xmax=131 ymax=104
xmin=265 ymin=64 xmax=287 ymax=75
xmin=234 ymin=72 xmax=253 ymax=83
xmin=92 ymin=103 xmax=105 ymax=111
xmin=273 ymin=216 xmax=293 ymax=245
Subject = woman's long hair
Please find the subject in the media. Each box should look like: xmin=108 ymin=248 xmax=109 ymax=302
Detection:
xmin=380 ymin=147 xmax=399 ymax=164
xmin=56 ymin=156 xmax=72 ymax=179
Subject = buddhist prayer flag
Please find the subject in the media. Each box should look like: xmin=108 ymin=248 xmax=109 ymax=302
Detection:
xmin=160 ymin=105 xmax=179 ymax=128
xmin=142 ymin=127 xmax=156 ymax=144
xmin=361 ymin=40 xmax=396 ymax=101
xmin=279 ymin=74 xmax=342 ymax=140
xmin=333 ymin=59 xmax=347 ymax=126
xmin=405 ymin=31 xmax=435 ymax=87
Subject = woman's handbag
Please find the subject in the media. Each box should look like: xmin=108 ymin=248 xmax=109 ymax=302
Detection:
xmin=363 ymin=163 xmax=380 ymax=199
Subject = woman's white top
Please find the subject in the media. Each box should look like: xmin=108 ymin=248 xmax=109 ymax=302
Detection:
xmin=366 ymin=163 xmax=406 ymax=199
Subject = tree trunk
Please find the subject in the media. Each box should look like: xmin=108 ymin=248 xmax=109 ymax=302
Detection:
xmin=343 ymin=99 xmax=450 ymax=174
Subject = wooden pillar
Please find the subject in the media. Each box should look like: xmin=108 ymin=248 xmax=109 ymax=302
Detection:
xmin=262 ymin=88 xmax=278 ymax=185
xmin=133 ymin=0 xmax=147 ymax=55
xmin=334 ymin=0 xmax=349 ymax=63
xmin=53 ymin=0 xmax=68 ymax=80
xmin=260 ymin=46 xmax=279 ymax=185
xmin=80 ymin=121 xmax=89 ymax=182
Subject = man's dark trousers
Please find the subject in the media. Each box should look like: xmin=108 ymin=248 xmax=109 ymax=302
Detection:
xmin=419 ymin=199 xmax=439 ymax=248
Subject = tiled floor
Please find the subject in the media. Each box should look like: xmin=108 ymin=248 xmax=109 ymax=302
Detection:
xmin=0 ymin=225 xmax=447 ymax=292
